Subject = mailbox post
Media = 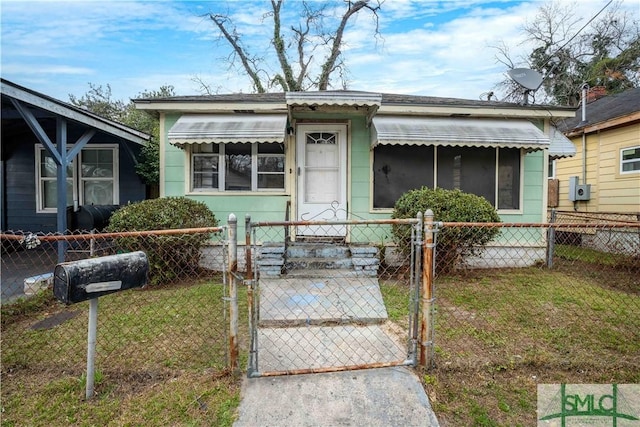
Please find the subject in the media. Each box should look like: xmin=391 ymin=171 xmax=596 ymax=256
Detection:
xmin=54 ymin=251 xmax=148 ymax=399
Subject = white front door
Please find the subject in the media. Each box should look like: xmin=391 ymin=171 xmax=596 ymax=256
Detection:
xmin=296 ymin=124 xmax=347 ymax=236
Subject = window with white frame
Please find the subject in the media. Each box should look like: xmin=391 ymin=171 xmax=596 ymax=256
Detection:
xmin=548 ymin=158 xmax=556 ymax=179
xmin=36 ymin=145 xmax=118 ymax=212
xmin=620 ymin=146 xmax=640 ymax=173
xmin=191 ymin=142 xmax=285 ymax=192
xmin=373 ymin=146 xmax=522 ymax=210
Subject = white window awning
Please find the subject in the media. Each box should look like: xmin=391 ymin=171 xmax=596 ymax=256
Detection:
xmin=168 ymin=114 xmax=287 ymax=146
xmin=371 ymin=116 xmax=550 ymax=150
xmin=548 ymin=127 xmax=576 ymax=159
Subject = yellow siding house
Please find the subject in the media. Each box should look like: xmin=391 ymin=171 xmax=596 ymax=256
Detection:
xmin=554 ymin=88 xmax=640 ymax=214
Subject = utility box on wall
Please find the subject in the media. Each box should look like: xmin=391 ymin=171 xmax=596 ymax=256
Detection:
xmin=568 ymin=176 xmax=591 ymax=201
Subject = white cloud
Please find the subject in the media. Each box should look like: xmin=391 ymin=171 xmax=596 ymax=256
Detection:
xmin=2 ymin=0 xmax=638 ymax=102
xmin=1 ymin=64 xmax=95 ymax=75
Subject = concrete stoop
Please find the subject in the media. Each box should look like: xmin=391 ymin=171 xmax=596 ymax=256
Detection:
xmin=256 ymin=242 xmax=381 ymax=277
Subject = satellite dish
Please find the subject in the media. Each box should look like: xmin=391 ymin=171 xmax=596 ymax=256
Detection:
xmin=507 ymin=68 xmax=543 ymax=90
xmin=507 ymin=68 xmax=544 ymax=105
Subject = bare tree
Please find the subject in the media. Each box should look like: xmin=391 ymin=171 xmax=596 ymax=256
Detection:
xmin=206 ymin=0 xmax=382 ymax=93
xmin=493 ymin=0 xmax=639 ymax=106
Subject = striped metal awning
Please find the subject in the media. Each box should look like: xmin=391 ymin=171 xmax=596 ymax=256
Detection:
xmin=168 ymin=114 xmax=287 ymax=146
xmin=548 ymin=127 xmax=577 ymax=159
xmin=371 ymin=116 xmax=550 ymax=150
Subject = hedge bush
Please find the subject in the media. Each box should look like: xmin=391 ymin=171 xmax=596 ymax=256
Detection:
xmin=392 ymin=187 xmax=501 ymax=272
xmin=106 ymin=197 xmax=218 ymax=285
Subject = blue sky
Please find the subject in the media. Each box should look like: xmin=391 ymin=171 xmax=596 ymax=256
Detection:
xmin=1 ymin=0 xmax=637 ymax=103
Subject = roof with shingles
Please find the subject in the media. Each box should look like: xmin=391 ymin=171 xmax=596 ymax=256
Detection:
xmin=557 ymin=87 xmax=640 ymax=132
xmin=135 ymin=90 xmax=575 ymax=111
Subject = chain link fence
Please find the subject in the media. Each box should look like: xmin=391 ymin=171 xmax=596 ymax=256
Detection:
xmin=2 ymin=214 xmax=638 ymax=422
xmin=1 ymin=227 xmax=233 ymax=397
xmin=550 ymin=209 xmax=640 ymax=225
xmin=245 ymin=219 xmax=421 ymax=376
xmin=432 ymin=220 xmax=639 ymax=375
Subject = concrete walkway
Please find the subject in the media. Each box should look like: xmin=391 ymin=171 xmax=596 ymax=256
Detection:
xmin=234 ymin=269 xmax=439 ymax=426
xmin=234 ymin=366 xmax=439 ymax=427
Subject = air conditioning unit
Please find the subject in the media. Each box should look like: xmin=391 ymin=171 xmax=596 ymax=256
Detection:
xmin=568 ymin=176 xmax=591 ymax=201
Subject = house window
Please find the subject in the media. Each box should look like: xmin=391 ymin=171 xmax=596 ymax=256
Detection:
xmin=621 ymin=146 xmax=640 ymax=173
xmin=372 ymin=146 xmax=521 ymax=210
xmin=548 ymin=158 xmax=556 ymax=179
xmin=373 ymin=145 xmax=434 ymax=209
xmin=81 ymin=148 xmax=116 ymax=205
xmin=36 ymin=145 xmax=118 ymax=212
xmin=437 ymin=146 xmax=496 ymax=203
xmin=38 ymin=150 xmax=74 ymax=210
xmin=191 ymin=143 xmax=285 ymax=192
xmin=497 ymin=148 xmax=521 ymax=210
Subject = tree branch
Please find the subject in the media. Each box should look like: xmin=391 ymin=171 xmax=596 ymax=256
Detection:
xmin=318 ymin=0 xmax=381 ymax=90
xmin=208 ymin=13 xmax=266 ymax=93
xmin=271 ymin=0 xmax=298 ymax=91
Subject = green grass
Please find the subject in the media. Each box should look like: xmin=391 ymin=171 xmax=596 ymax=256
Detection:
xmin=555 ymin=243 xmax=636 ymax=267
xmin=1 ymin=279 xmax=247 ymax=427
xmin=379 ymin=280 xmax=414 ymax=322
xmin=3 ymin=255 xmax=637 ymax=427
xmin=380 ymin=263 xmax=639 ymax=427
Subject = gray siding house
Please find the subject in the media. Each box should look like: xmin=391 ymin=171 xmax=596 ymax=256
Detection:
xmin=1 ymin=79 xmax=150 ymax=234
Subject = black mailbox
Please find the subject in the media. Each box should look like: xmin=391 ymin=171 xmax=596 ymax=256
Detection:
xmin=54 ymin=251 xmax=148 ymax=304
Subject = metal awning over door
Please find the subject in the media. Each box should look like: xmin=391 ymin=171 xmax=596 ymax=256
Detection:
xmin=371 ymin=116 xmax=551 ymax=150
xmin=168 ymin=114 xmax=287 ymax=146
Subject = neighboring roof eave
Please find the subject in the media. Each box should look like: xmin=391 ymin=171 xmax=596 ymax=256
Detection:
xmin=565 ymin=110 xmax=640 ymax=137
xmin=1 ymin=79 xmax=151 ymax=145
xmin=558 ymin=87 xmax=640 ymax=135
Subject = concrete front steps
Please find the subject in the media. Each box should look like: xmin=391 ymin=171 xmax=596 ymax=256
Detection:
xmin=257 ymin=242 xmax=380 ymax=278
xmin=253 ymin=241 xmax=407 ymax=374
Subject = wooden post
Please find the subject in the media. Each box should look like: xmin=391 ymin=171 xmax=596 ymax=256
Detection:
xmin=227 ymin=214 xmax=239 ymax=373
xmin=420 ymin=209 xmax=435 ymax=368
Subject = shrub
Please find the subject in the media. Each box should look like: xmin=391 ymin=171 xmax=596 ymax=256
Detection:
xmin=392 ymin=187 xmax=501 ymax=273
xmin=106 ymin=197 xmax=218 ymax=285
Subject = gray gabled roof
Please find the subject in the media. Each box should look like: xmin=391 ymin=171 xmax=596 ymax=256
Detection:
xmin=557 ymin=87 xmax=640 ymax=133
xmin=1 ymin=78 xmax=151 ymax=144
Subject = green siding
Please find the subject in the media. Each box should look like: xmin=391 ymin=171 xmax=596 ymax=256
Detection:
xmin=502 ymin=150 xmax=546 ymax=223
xmin=160 ymin=112 xmax=547 ymax=237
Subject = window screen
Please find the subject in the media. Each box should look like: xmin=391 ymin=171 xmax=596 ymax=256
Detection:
xmin=437 ymin=146 xmax=495 ymax=205
xmin=373 ymin=145 xmax=434 ymax=209
xmin=498 ymin=148 xmax=520 ymax=210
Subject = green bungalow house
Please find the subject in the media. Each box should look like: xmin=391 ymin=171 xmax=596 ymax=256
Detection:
xmin=135 ymin=91 xmax=575 ymax=267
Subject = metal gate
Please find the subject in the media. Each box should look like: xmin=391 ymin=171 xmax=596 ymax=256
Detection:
xmin=242 ymin=215 xmax=434 ymax=377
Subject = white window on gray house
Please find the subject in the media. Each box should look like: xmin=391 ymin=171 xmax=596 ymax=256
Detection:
xmin=373 ymin=146 xmax=521 ymax=210
xmin=38 ymin=150 xmax=74 ymax=210
xmin=191 ymin=143 xmax=285 ymax=192
xmin=621 ymin=146 xmax=640 ymax=173
xmin=81 ymin=148 xmax=116 ymax=205
xmin=36 ymin=145 xmax=118 ymax=212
